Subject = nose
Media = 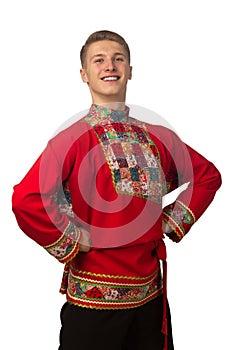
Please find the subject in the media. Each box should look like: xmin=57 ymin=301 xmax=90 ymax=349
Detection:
xmin=105 ymin=59 xmax=116 ymax=72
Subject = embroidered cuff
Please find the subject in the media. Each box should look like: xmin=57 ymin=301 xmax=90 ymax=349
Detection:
xmin=162 ymin=200 xmax=196 ymax=242
xmin=43 ymin=222 xmax=80 ymax=263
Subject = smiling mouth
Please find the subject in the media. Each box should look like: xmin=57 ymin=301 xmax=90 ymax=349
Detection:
xmin=101 ymin=76 xmax=120 ymax=81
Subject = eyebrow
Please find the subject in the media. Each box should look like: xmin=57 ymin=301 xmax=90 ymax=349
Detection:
xmin=90 ymin=52 xmax=126 ymax=61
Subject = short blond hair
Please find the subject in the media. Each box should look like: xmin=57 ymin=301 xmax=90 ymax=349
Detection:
xmin=80 ymin=30 xmax=131 ymax=67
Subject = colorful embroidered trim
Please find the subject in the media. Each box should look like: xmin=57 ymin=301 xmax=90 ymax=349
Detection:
xmin=43 ymin=222 xmax=80 ymax=263
xmin=85 ymin=109 xmax=166 ymax=203
xmin=162 ymin=200 xmax=196 ymax=242
xmin=62 ymin=266 xmax=163 ymax=309
xmin=60 ymin=262 xmax=70 ymax=294
xmin=51 ymin=182 xmax=74 ymax=219
xmin=85 ymin=104 xmax=130 ymax=125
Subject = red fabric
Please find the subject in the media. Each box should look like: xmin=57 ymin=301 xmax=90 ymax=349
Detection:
xmin=12 ymin=105 xmax=221 ymax=314
xmin=148 ymin=125 xmax=222 ymax=241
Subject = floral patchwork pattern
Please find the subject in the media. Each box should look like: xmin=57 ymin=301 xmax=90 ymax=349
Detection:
xmin=44 ymin=222 xmax=80 ymax=263
xmin=66 ymin=268 xmax=162 ymax=308
xmin=51 ymin=182 xmax=74 ymax=219
xmin=85 ymin=105 xmax=166 ymax=204
xmin=162 ymin=200 xmax=196 ymax=242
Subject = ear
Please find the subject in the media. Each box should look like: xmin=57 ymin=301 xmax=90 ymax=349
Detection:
xmin=128 ymin=66 xmax=133 ymax=80
xmin=80 ymin=68 xmax=89 ymax=83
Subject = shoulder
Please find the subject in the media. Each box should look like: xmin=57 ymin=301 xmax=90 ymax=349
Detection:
xmin=144 ymin=121 xmax=183 ymax=150
xmin=42 ymin=113 xmax=94 ymax=163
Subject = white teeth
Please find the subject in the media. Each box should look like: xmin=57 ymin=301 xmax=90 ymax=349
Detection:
xmin=103 ymin=77 xmax=118 ymax=81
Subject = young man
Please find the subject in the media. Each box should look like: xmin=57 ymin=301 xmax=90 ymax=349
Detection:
xmin=12 ymin=30 xmax=222 ymax=350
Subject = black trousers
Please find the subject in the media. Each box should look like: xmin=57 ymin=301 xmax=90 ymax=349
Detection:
xmin=59 ymin=295 xmax=174 ymax=350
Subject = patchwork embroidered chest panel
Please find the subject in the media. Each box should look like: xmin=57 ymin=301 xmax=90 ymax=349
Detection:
xmin=84 ymin=105 xmax=166 ymax=204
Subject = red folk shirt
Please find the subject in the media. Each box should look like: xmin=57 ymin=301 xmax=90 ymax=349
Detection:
xmin=12 ymin=104 xmax=222 ymax=310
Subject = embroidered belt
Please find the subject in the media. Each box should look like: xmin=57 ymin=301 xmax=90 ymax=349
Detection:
xmin=60 ymin=265 xmax=163 ymax=310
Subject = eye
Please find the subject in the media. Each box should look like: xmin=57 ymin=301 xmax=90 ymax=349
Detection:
xmin=95 ymin=58 xmax=104 ymax=63
xmin=115 ymin=57 xmax=124 ymax=62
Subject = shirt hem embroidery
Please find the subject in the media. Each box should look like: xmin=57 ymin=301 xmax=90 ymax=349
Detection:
xmin=60 ymin=265 xmax=163 ymax=310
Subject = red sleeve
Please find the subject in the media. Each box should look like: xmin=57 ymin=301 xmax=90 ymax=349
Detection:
xmin=12 ymin=125 xmax=84 ymax=263
xmin=148 ymin=124 xmax=222 ymax=242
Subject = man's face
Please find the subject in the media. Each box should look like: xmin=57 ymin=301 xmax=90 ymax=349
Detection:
xmin=80 ymin=40 xmax=132 ymax=104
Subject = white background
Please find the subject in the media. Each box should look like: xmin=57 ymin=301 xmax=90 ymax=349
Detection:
xmin=1 ymin=0 xmax=232 ymax=349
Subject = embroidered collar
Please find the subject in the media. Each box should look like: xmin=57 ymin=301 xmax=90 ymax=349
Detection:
xmin=87 ymin=104 xmax=130 ymax=123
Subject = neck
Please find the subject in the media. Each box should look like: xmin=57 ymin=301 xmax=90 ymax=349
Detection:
xmin=91 ymin=93 xmax=127 ymax=111
xmin=93 ymin=101 xmax=126 ymax=111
